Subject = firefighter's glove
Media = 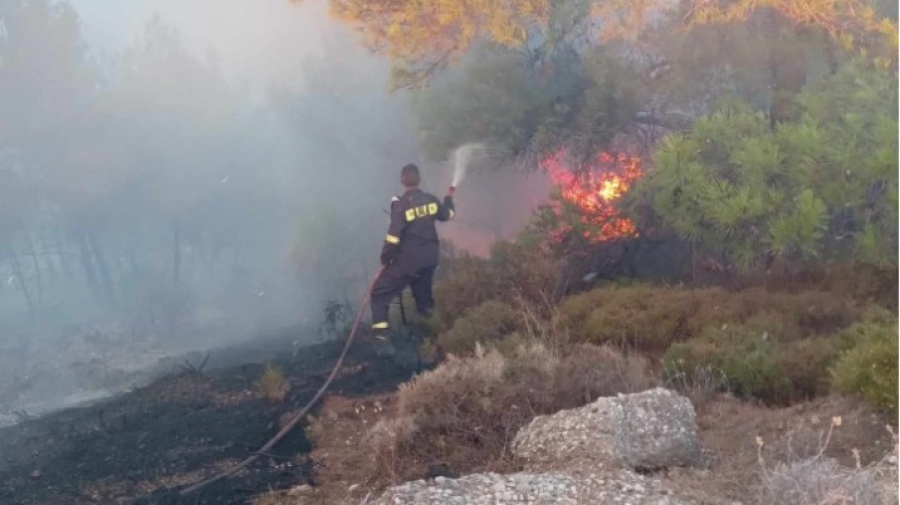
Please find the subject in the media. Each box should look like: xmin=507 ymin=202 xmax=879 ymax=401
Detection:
xmin=381 ymin=244 xmax=398 ymax=266
xmin=443 ymin=194 xmax=456 ymax=220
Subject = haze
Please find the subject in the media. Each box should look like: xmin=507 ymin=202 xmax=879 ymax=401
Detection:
xmin=0 ymin=0 xmax=494 ymax=424
xmin=71 ymin=0 xmax=336 ymax=97
xmin=0 ymin=0 xmax=547 ymax=424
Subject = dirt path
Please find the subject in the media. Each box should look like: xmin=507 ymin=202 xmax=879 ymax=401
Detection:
xmin=0 ymin=337 xmax=422 ymax=505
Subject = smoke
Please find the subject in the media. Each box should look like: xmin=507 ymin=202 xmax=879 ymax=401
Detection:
xmin=70 ymin=0 xmax=335 ymax=98
xmin=0 ymin=0 xmax=422 ymax=418
xmin=437 ymin=158 xmax=553 ymax=257
xmin=0 ymin=0 xmax=556 ymax=421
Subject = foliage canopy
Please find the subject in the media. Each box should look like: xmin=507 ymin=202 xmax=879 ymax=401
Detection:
xmin=633 ymin=61 xmax=898 ymax=271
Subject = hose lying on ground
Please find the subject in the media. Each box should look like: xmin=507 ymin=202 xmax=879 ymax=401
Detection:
xmin=179 ymin=266 xmax=385 ymax=496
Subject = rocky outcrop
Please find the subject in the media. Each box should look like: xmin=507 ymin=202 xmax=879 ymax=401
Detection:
xmin=513 ymin=387 xmax=702 ymax=470
xmin=372 ymin=388 xmax=703 ymax=505
xmin=373 ymin=470 xmax=692 ymax=505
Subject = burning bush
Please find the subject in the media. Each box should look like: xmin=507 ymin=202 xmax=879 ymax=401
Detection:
xmin=525 ymin=149 xmax=644 ymax=257
xmin=541 ymin=149 xmax=642 ymax=242
xmin=520 ymin=147 xmax=697 ymax=289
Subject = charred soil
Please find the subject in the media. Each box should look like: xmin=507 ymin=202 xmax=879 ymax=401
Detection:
xmin=0 ymin=335 xmax=423 ymax=505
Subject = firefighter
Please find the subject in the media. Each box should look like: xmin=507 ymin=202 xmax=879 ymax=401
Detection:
xmin=370 ymin=163 xmax=455 ymax=341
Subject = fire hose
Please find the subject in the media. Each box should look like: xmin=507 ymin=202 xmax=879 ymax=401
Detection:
xmin=179 ymin=265 xmax=385 ymax=496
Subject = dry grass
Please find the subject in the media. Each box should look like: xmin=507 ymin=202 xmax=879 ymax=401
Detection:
xmin=757 ymin=457 xmax=893 ymax=505
xmin=255 ymin=364 xmax=290 ymax=403
xmin=663 ymin=363 xmax=729 ymax=410
xmin=754 ymin=418 xmax=899 ymax=505
xmin=366 ymin=344 xmax=526 ymax=483
xmin=433 ymin=242 xmax=562 ymax=329
xmin=309 ymin=341 xmax=653 ymax=499
xmin=252 ymin=485 xmax=317 ymax=505
xmin=663 ymin=393 xmax=898 ymax=504
xmin=298 ymin=361 xmax=895 ymax=505
xmin=302 ymin=394 xmax=398 ymax=504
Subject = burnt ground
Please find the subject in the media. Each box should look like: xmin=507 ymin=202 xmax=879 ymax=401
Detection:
xmin=0 ymin=331 xmax=425 ymax=505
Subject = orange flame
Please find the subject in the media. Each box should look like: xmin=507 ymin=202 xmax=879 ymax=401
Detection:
xmin=540 ymin=149 xmax=643 ymax=243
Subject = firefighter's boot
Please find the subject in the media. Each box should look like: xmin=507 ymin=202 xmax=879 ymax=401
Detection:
xmin=371 ymin=321 xmax=391 ymax=342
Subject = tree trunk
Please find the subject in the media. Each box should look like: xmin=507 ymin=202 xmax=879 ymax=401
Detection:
xmin=823 ymin=31 xmax=840 ymax=75
xmin=173 ymin=221 xmax=181 ymax=285
xmin=25 ymin=236 xmax=43 ymax=314
xmin=764 ymin=8 xmax=780 ymax=130
xmin=56 ymin=227 xmax=75 ymax=281
xmin=8 ymin=250 xmax=34 ymax=323
xmin=198 ymin=232 xmax=213 ymax=276
xmin=77 ymin=232 xmax=102 ymax=302
xmin=125 ymin=229 xmax=141 ymax=283
xmin=87 ymin=231 xmax=116 ymax=308
xmin=37 ymin=232 xmax=58 ymax=280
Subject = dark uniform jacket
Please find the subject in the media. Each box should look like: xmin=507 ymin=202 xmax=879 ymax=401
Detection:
xmin=382 ymin=188 xmax=455 ymax=274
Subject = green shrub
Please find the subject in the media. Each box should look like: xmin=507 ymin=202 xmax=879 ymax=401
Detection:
xmin=776 ymin=337 xmax=842 ymax=399
xmin=691 ymin=287 xmax=859 ymax=339
xmin=433 ymin=253 xmax=499 ymax=328
xmin=664 ymin=321 xmax=845 ymax=405
xmin=488 ymin=331 xmax=533 ymax=358
xmin=559 ymin=284 xmax=859 ymax=353
xmin=664 ymin=338 xmax=724 ymax=375
xmin=548 ymin=343 xmax=655 ymax=407
xmin=664 ymin=315 xmax=846 ymax=404
xmin=638 ymin=64 xmax=898 ymax=273
xmin=434 ymin=241 xmax=561 ymax=330
xmin=559 ymin=285 xmax=705 ymax=352
xmin=487 ymin=241 xmax=561 ymax=308
xmin=718 ymin=338 xmax=793 ymax=405
xmin=665 ymin=324 xmax=791 ymax=404
xmin=437 ymin=300 xmax=523 ymax=356
xmin=831 ymin=314 xmax=899 ymax=416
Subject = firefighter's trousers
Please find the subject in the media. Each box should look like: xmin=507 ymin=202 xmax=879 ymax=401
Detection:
xmin=370 ymin=264 xmax=436 ymax=332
